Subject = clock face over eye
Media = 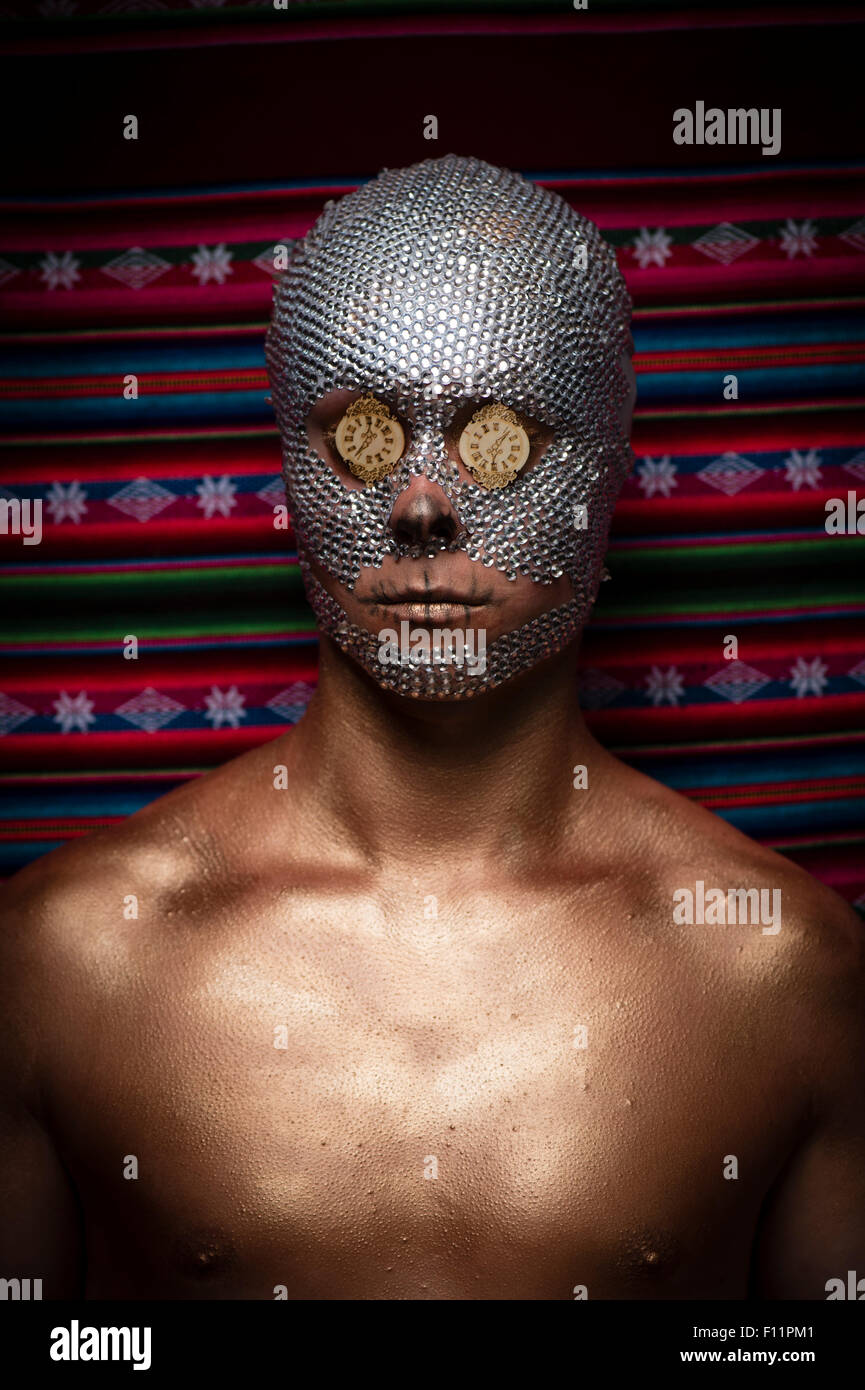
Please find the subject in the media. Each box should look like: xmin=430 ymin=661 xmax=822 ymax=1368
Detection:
xmin=334 ymin=394 xmax=406 ymax=483
xmin=458 ymin=403 xmax=531 ymax=489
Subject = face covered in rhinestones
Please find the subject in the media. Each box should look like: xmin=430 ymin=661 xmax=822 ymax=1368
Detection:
xmin=266 ymin=154 xmax=635 ymax=700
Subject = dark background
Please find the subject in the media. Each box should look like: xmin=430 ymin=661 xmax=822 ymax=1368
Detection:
xmin=2 ymin=11 xmax=864 ymax=192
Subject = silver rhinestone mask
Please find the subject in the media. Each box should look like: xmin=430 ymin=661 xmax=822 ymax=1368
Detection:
xmin=266 ymin=153 xmax=633 ymax=696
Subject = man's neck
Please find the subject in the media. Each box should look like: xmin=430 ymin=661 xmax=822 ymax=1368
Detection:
xmin=283 ymin=636 xmax=607 ymax=872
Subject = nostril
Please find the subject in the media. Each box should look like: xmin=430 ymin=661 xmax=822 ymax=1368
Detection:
xmin=389 ymin=480 xmax=461 ymax=549
xmin=392 ymin=500 xmax=458 ymax=547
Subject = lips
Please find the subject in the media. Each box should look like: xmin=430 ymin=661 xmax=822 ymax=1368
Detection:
xmin=370 ymin=588 xmax=491 ymax=624
xmin=384 ymin=602 xmax=481 ymax=624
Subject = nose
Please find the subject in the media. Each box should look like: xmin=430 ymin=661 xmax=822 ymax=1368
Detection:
xmin=388 ymin=475 xmax=463 ymax=550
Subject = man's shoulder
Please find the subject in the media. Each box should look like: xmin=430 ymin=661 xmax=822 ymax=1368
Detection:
xmin=624 ymin=767 xmax=864 ymax=1070
xmin=603 ymin=760 xmax=862 ymax=1002
xmin=1 ymin=739 xmax=288 ymax=985
xmin=0 ymin=789 xmax=191 ymax=1006
xmin=657 ymin=774 xmax=859 ymax=939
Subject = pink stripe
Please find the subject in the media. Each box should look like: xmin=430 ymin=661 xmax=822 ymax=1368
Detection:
xmin=1 ymin=209 xmax=317 ymax=252
xmin=3 ymin=9 xmax=863 ymax=58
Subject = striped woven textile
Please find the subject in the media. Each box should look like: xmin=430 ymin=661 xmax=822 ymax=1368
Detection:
xmin=1 ymin=8 xmax=864 ymax=913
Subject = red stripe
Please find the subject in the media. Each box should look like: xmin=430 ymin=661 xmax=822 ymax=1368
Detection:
xmin=614 ymin=491 xmax=865 ymax=533
xmin=632 ymin=406 xmax=865 ymax=453
xmin=0 ymin=820 xmax=123 ymax=840
xmin=2 ymin=651 xmax=319 ymax=690
xmin=634 ymin=343 xmax=865 ymax=372
xmin=1 ymin=433 xmax=279 ymax=480
xmin=0 ymin=369 xmax=268 ymax=399
xmin=4 ymin=165 xmax=862 ymax=228
xmin=589 ymin=694 xmax=865 ymax=741
xmin=0 ymin=517 xmax=294 ymax=561
xmin=691 ymin=775 xmax=865 ymax=806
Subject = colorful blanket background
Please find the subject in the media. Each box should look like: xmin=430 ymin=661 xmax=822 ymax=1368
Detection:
xmin=0 ymin=2 xmax=863 ymax=913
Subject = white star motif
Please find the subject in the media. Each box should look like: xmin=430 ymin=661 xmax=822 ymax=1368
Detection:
xmin=645 ymin=665 xmax=685 ymax=707
xmin=632 ymin=228 xmax=673 ymax=269
xmin=53 ymin=690 xmax=95 ymax=733
xmin=783 ymin=448 xmax=823 ymax=491
xmin=195 ymin=475 xmax=237 ymax=519
xmin=789 ymin=657 xmax=828 ymax=698
xmin=203 ymin=685 xmax=246 ymax=729
xmin=636 ymin=455 xmax=678 ymax=498
xmin=39 ymin=251 xmax=81 ymax=290
xmin=45 ymin=480 xmax=88 ymax=523
xmin=190 ymin=243 xmax=233 ymax=285
xmin=778 ymin=218 xmax=819 ymax=259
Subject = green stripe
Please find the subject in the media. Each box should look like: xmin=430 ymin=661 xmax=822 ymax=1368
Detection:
xmin=4 ymin=538 xmax=862 ymax=638
xmin=608 ymin=537 xmax=865 ymax=572
xmin=598 ymin=590 xmax=865 ymax=617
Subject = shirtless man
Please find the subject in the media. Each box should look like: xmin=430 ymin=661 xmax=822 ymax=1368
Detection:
xmin=2 ymin=155 xmax=863 ymax=1301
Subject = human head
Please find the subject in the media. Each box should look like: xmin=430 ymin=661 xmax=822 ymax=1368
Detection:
xmin=266 ymin=153 xmax=635 ymax=698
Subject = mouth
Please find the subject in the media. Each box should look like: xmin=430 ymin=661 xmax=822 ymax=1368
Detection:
xmin=368 ymin=584 xmax=494 ymax=625
xmin=379 ymin=602 xmax=482 ymax=624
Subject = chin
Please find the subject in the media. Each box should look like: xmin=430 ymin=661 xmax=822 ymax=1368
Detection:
xmin=324 ymin=600 xmax=583 ymax=701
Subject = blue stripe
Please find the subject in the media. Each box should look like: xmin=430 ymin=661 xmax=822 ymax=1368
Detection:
xmin=0 ymin=341 xmax=267 ymax=377
xmin=0 ymin=390 xmax=271 ymax=428
xmin=629 ymin=747 xmax=865 ymax=787
xmin=4 ymin=161 xmax=861 ymax=206
xmin=4 ymin=315 xmax=864 ymax=378
xmin=0 ymin=841 xmax=64 ymax=872
xmin=636 ymin=362 xmax=865 ymax=403
xmin=634 ymin=314 xmax=865 ymax=354
xmin=716 ymin=796 xmax=865 ymax=835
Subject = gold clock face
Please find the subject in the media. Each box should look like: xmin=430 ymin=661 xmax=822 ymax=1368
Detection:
xmin=458 ymin=403 xmax=531 ymax=489
xmin=333 ymin=395 xmax=405 ymax=483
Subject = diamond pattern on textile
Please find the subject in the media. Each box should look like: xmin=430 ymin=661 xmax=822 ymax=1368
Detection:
xmin=267 ymin=683 xmax=315 ymax=723
xmin=0 ymin=257 xmax=20 ymax=289
xmin=108 ymin=477 xmax=176 ymax=522
xmin=115 ymin=687 xmax=186 ymax=733
xmin=697 ymin=452 xmax=764 ymax=496
xmin=101 ymin=247 xmax=172 ymax=291
xmin=0 ymin=692 xmax=35 ymax=735
xmin=692 ymin=222 xmax=759 ymax=265
xmin=839 ymin=217 xmax=865 ymax=254
xmin=848 ymin=659 xmax=865 ymax=688
xmin=577 ymin=668 xmax=626 ymax=709
xmin=255 ymin=477 xmax=286 ymax=510
xmin=704 ymin=662 xmax=772 ymax=704
xmin=843 ymin=450 xmax=865 ymax=484
xmin=252 ymin=242 xmax=295 ymax=277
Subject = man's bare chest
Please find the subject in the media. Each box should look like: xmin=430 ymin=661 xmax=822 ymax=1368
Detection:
xmin=56 ymin=907 xmax=791 ymax=1299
